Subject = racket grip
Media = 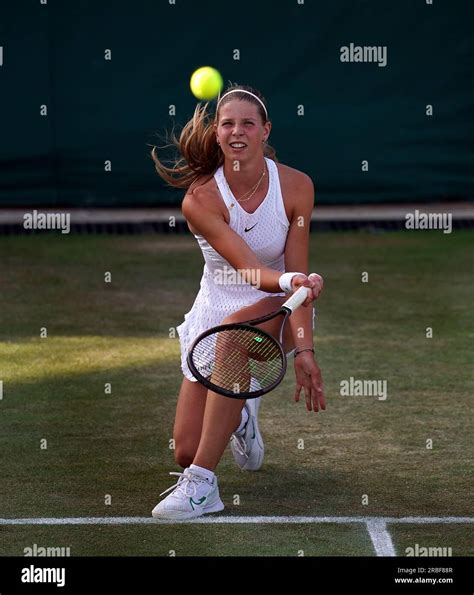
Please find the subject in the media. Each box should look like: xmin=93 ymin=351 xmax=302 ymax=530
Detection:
xmin=282 ymin=285 xmax=310 ymax=313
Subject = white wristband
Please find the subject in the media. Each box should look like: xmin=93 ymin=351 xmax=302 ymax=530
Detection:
xmin=279 ymin=272 xmax=304 ymax=293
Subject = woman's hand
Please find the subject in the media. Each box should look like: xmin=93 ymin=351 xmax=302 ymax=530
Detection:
xmin=291 ymin=273 xmax=324 ymax=307
xmin=294 ymin=351 xmax=326 ymax=412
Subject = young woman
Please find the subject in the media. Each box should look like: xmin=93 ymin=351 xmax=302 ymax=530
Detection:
xmin=150 ymin=84 xmax=325 ymax=520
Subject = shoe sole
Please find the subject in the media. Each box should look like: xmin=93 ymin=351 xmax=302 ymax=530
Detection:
xmin=152 ymin=498 xmax=225 ymax=520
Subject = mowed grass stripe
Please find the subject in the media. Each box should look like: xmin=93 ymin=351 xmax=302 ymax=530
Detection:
xmin=0 ymin=524 xmax=372 ymax=556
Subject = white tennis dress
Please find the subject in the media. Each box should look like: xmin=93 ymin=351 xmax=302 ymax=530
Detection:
xmin=177 ymin=157 xmax=300 ymax=382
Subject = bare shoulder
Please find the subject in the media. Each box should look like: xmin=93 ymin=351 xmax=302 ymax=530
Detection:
xmin=276 ymin=162 xmax=314 ymax=191
xmin=187 ymin=174 xmax=216 ymax=195
xmin=182 ymin=174 xmax=228 ymax=233
xmin=275 ymin=162 xmax=315 ymax=220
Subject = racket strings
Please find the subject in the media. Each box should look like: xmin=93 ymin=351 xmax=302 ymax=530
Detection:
xmin=192 ymin=326 xmax=284 ymax=394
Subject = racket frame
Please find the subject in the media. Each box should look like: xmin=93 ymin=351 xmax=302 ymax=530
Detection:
xmin=187 ymin=309 xmax=290 ymax=399
xmin=187 ymin=285 xmax=311 ymax=399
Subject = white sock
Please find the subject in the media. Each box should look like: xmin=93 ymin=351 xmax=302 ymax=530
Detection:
xmin=234 ymin=406 xmax=249 ymax=436
xmin=250 ymin=377 xmax=261 ymax=391
xmin=189 ymin=464 xmax=215 ymax=483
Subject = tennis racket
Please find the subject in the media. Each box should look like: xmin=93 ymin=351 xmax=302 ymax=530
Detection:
xmin=187 ymin=285 xmax=311 ymax=399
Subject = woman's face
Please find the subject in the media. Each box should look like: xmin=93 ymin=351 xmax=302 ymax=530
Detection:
xmin=215 ymin=99 xmax=271 ymax=161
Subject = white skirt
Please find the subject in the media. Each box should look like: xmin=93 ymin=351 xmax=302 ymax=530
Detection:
xmin=177 ymin=271 xmax=314 ymax=382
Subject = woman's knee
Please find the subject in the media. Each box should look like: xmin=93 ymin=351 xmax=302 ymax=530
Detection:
xmin=174 ymin=444 xmax=196 ymax=469
xmin=221 ymin=311 xmax=240 ymax=325
xmin=221 ymin=296 xmax=285 ymax=326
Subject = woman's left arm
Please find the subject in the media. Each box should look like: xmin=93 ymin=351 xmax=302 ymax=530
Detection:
xmin=284 ymin=174 xmax=326 ymax=413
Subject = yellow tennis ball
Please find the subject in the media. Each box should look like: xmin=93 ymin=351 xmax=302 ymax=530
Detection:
xmin=190 ymin=66 xmax=223 ymax=101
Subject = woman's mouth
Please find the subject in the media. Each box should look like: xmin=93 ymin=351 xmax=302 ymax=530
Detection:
xmin=229 ymin=142 xmax=247 ymax=152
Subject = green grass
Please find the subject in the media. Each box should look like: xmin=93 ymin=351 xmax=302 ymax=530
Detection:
xmin=0 ymin=231 xmax=472 ymax=555
xmin=390 ymin=524 xmax=474 ymax=557
xmin=0 ymin=524 xmax=372 ymax=557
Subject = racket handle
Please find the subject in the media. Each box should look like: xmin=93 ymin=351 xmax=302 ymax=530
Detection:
xmin=282 ymin=285 xmax=310 ymax=313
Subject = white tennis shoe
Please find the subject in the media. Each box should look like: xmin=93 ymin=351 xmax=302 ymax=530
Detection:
xmin=230 ymin=396 xmax=264 ymax=471
xmin=152 ymin=468 xmax=224 ymax=520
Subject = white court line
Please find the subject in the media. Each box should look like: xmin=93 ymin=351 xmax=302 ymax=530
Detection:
xmin=366 ymin=520 xmax=396 ymax=557
xmin=0 ymin=516 xmax=472 ymax=525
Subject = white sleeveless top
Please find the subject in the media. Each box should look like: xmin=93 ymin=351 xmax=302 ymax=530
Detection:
xmin=176 ymin=156 xmax=291 ymax=381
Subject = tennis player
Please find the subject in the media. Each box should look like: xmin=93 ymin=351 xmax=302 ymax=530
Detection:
xmin=151 ymin=84 xmax=325 ymax=519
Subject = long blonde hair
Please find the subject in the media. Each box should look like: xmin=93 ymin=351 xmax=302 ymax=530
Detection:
xmin=150 ymin=83 xmax=277 ymax=191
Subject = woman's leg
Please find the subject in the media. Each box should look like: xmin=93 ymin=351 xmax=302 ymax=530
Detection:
xmin=192 ymin=296 xmax=294 ymax=471
xmin=172 ymin=377 xmax=208 ymax=468
xmin=192 ymin=390 xmax=245 ymax=470
xmin=152 ymin=375 xmax=224 ymax=519
xmin=152 ymin=297 xmax=296 ymax=519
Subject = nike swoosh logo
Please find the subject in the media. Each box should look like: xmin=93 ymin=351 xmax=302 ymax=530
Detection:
xmin=244 ymin=223 xmax=258 ymax=232
xmin=189 ymin=496 xmax=206 ymax=510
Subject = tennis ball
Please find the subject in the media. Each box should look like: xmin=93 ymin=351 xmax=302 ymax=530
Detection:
xmin=190 ymin=66 xmax=223 ymax=101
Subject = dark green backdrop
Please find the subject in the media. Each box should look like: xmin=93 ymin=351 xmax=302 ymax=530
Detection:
xmin=0 ymin=0 xmax=472 ymax=206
